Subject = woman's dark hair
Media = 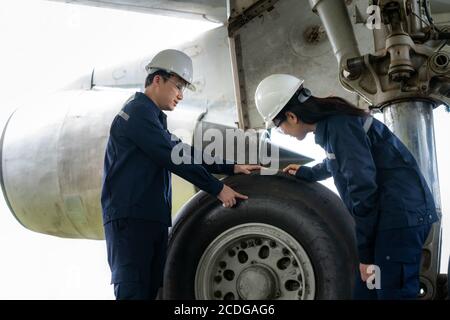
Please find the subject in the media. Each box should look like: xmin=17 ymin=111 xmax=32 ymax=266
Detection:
xmin=145 ymin=69 xmax=171 ymax=87
xmin=273 ymin=89 xmax=368 ymax=125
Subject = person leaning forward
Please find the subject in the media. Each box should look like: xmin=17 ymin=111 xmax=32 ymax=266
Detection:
xmin=101 ymin=49 xmax=261 ymax=300
xmin=255 ymin=74 xmax=438 ymax=300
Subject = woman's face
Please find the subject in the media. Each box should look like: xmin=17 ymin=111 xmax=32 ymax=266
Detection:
xmin=278 ymin=112 xmax=311 ymax=141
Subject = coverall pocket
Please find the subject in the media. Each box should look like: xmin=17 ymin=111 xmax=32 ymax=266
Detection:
xmin=378 ymin=256 xmax=420 ymax=299
xmin=400 ymin=261 xmax=420 ymax=292
xmin=378 ymin=248 xmax=421 ymax=295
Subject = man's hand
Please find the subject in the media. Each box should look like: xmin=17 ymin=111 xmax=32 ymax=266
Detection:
xmin=234 ymin=164 xmax=263 ymax=175
xmin=359 ymin=263 xmax=373 ymax=282
xmin=283 ymin=164 xmax=301 ymax=176
xmin=217 ymin=185 xmax=248 ymax=208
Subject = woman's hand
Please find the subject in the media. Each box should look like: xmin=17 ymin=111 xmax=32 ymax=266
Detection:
xmin=283 ymin=164 xmax=301 ymax=176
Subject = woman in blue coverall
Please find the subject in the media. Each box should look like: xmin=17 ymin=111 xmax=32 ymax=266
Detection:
xmin=255 ymin=74 xmax=439 ymax=300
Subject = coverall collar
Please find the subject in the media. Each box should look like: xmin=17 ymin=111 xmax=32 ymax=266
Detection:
xmin=314 ymin=119 xmax=327 ymax=147
xmin=135 ymin=92 xmax=167 ymax=128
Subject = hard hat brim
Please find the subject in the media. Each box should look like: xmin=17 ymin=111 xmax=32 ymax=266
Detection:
xmin=175 ymin=72 xmax=196 ymax=92
xmin=147 ymin=67 xmax=196 ymax=92
xmin=163 ymin=69 xmax=196 ymax=92
xmin=186 ymin=82 xmax=196 ymax=92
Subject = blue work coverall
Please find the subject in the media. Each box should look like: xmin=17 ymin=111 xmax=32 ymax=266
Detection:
xmin=101 ymin=92 xmax=234 ymax=299
xmin=295 ymin=114 xmax=439 ymax=299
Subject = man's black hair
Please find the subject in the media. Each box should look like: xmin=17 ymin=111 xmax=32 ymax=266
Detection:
xmin=145 ymin=69 xmax=172 ymax=88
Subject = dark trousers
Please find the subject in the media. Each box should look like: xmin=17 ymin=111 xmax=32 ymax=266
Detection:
xmin=104 ymin=218 xmax=168 ymax=300
xmin=353 ymin=224 xmax=432 ymax=300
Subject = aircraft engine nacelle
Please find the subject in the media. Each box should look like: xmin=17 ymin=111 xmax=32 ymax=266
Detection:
xmin=0 ymin=88 xmax=138 ymax=239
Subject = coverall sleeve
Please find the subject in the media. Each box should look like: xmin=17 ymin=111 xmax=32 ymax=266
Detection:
xmin=160 ymin=125 xmax=235 ymax=175
xmin=328 ymin=117 xmax=379 ymax=264
xmin=125 ymin=104 xmax=224 ymax=196
xmin=188 ymin=145 xmax=236 ymax=175
xmin=295 ymin=158 xmax=332 ymax=182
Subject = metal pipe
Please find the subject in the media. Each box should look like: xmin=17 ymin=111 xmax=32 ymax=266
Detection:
xmin=228 ymin=35 xmax=247 ymax=130
xmin=383 ymin=100 xmax=442 ymax=299
xmin=409 ymin=0 xmax=423 ymax=34
xmin=423 ymin=0 xmax=439 ymax=31
xmin=308 ymin=0 xmax=360 ymax=69
xmin=373 ymin=26 xmax=387 ymax=53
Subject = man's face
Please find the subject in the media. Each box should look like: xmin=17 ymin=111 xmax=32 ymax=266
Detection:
xmin=155 ymin=74 xmax=186 ymax=111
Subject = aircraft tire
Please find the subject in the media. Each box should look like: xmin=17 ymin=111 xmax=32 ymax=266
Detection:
xmin=163 ymin=173 xmax=358 ymax=300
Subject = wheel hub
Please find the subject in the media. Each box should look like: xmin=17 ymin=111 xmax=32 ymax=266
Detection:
xmin=195 ymin=223 xmax=316 ymax=300
xmin=237 ymin=264 xmax=278 ymax=299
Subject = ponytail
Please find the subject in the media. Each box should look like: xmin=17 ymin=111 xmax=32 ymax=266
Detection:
xmin=275 ymin=93 xmax=368 ymax=124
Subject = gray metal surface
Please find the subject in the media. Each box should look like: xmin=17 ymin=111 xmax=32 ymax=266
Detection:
xmin=92 ymin=26 xmax=238 ymax=128
xmin=432 ymin=0 xmax=450 ymax=14
xmin=328 ymin=1 xmax=450 ymax=108
xmin=309 ymin=0 xmax=360 ymax=68
xmin=1 ymin=88 xmax=134 ymax=239
xmin=46 ymin=0 xmax=227 ymax=23
xmin=0 ymin=111 xmax=22 ymax=229
xmin=228 ymin=0 xmax=281 ymax=37
xmin=195 ymin=223 xmax=316 ymax=300
xmin=197 ymin=121 xmax=314 ymax=166
xmin=383 ymin=100 xmax=442 ymax=299
xmin=228 ymin=0 xmax=373 ymax=129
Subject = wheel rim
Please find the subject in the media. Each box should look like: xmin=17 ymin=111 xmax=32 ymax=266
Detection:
xmin=195 ymin=223 xmax=316 ymax=300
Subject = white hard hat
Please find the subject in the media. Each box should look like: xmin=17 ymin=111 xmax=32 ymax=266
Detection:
xmin=145 ymin=49 xmax=196 ymax=91
xmin=255 ymin=74 xmax=305 ymax=127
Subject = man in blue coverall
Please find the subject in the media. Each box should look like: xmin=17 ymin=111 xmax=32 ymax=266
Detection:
xmin=101 ymin=49 xmax=261 ymax=300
